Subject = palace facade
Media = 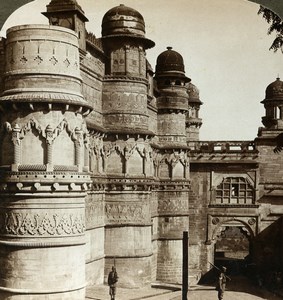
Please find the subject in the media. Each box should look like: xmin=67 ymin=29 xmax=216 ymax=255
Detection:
xmin=0 ymin=0 xmax=282 ymax=299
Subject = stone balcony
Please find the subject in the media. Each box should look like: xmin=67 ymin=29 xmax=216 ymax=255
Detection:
xmin=189 ymin=141 xmax=258 ymax=163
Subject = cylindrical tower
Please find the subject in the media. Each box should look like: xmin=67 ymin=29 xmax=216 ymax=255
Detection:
xmin=0 ymin=25 xmax=91 ymax=300
xmin=155 ymin=47 xmax=190 ymax=147
xmin=186 ymin=82 xmax=203 ymax=143
xmin=101 ymin=4 xmax=154 ymax=134
xmin=153 ymin=47 xmax=190 ymax=284
xmin=100 ymin=4 xmax=155 ymax=288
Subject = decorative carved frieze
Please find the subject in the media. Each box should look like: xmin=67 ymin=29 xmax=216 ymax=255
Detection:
xmin=104 ymin=114 xmax=148 ymax=129
xmin=105 ymin=201 xmax=150 ymax=225
xmin=158 ymin=198 xmax=188 ymax=214
xmin=158 ymin=136 xmax=187 ymax=144
xmin=102 ymin=92 xmax=147 ymax=113
xmin=85 ymin=196 xmax=104 ymax=228
xmin=0 ymin=211 xmax=85 ymax=237
xmin=6 ymin=34 xmax=80 ymax=76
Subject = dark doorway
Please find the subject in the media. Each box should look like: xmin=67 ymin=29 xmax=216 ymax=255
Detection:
xmin=214 ymin=226 xmax=251 ymax=276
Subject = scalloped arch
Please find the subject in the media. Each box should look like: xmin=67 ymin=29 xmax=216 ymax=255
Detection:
xmin=212 ymin=218 xmax=255 ymax=244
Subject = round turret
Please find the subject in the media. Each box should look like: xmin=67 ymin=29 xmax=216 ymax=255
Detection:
xmin=155 ymin=47 xmax=190 ymax=82
xmin=261 ymin=78 xmax=283 ymax=129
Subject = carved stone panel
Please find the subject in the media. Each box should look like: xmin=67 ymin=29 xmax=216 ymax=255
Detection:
xmin=0 ymin=210 xmax=85 ymax=237
xmin=105 ymin=201 xmax=150 ymax=225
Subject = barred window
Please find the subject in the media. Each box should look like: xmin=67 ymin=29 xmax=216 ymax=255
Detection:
xmin=215 ymin=177 xmax=254 ymax=205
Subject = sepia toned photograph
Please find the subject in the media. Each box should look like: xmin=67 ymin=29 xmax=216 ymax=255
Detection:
xmin=0 ymin=0 xmax=283 ymax=299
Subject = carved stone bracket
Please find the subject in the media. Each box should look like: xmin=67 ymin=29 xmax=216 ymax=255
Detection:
xmin=1 ymin=118 xmax=90 ymax=171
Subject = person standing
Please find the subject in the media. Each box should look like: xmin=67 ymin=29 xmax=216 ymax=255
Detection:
xmin=108 ymin=266 xmax=118 ymax=300
xmin=216 ymin=266 xmax=227 ymax=300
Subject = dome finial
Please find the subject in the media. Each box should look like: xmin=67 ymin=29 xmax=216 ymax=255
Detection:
xmin=277 ymin=74 xmax=280 ymax=80
xmin=167 ymin=46 xmax=173 ymax=50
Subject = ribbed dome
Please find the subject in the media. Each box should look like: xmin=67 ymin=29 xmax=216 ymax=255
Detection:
xmin=265 ymin=77 xmax=283 ymax=100
xmin=102 ymin=4 xmax=145 ymax=37
xmin=155 ymin=47 xmax=190 ymax=81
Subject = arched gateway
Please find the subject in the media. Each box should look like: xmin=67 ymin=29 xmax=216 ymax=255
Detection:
xmin=206 ymin=217 xmax=256 ymax=274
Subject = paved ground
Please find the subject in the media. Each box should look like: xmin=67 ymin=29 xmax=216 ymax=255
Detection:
xmin=86 ymin=276 xmax=283 ymax=300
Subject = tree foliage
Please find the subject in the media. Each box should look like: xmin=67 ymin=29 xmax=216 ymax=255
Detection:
xmin=258 ymin=5 xmax=283 ymax=53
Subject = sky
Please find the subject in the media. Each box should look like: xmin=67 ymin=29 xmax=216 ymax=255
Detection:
xmin=1 ymin=0 xmax=282 ymax=141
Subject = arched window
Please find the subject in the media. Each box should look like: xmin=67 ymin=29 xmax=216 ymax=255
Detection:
xmin=215 ymin=177 xmax=254 ymax=205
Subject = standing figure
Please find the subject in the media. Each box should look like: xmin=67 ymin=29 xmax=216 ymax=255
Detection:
xmin=216 ymin=266 xmax=227 ymax=300
xmin=108 ymin=266 xmax=118 ymax=300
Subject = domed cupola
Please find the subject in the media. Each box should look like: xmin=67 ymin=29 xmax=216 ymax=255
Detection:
xmin=101 ymin=4 xmax=154 ymax=49
xmin=155 ymin=47 xmax=190 ymax=83
xmin=261 ymin=77 xmax=283 ymax=129
xmin=187 ymin=83 xmax=202 ymax=104
xmin=264 ymin=77 xmax=283 ymax=101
